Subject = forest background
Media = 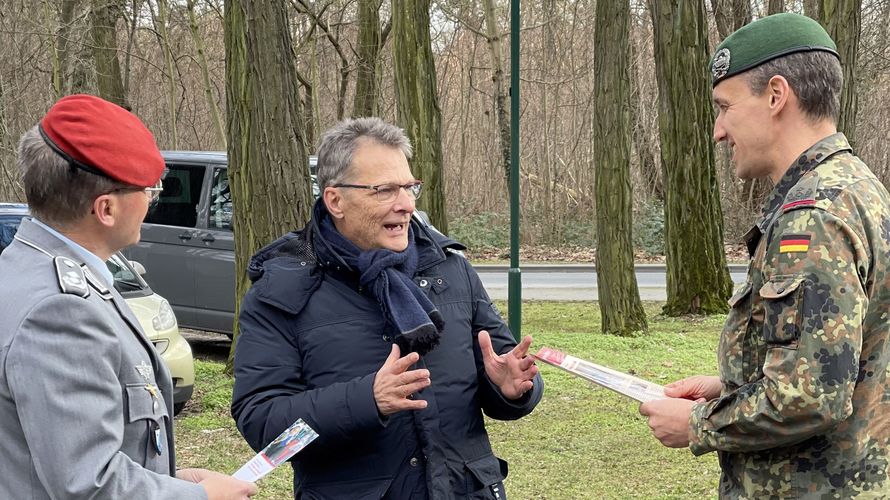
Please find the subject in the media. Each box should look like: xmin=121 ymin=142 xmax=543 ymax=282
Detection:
xmin=2 ymin=0 xmax=887 ymax=255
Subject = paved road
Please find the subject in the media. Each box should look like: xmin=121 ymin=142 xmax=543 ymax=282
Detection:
xmin=475 ymin=263 xmax=748 ymax=301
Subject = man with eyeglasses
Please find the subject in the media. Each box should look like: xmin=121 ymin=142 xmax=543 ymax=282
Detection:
xmin=232 ymin=117 xmax=543 ymax=499
xmin=0 ymin=94 xmax=257 ymax=500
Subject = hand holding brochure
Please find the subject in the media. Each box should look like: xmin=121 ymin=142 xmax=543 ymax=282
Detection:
xmin=533 ymin=347 xmax=666 ymax=403
xmin=233 ymin=419 xmax=319 ymax=482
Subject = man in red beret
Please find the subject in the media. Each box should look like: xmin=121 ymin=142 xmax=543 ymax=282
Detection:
xmin=0 ymin=94 xmax=257 ymax=500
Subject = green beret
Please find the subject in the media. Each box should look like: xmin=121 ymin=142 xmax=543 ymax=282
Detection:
xmin=710 ymin=13 xmax=838 ymax=87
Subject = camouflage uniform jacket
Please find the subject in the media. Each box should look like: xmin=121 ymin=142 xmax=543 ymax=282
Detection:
xmin=689 ymin=134 xmax=890 ymax=498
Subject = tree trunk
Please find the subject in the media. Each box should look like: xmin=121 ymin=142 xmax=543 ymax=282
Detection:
xmin=353 ymin=0 xmax=382 ymax=117
xmin=803 ymin=0 xmax=820 ymax=18
xmin=711 ymin=0 xmax=751 ymax=40
xmin=59 ymin=0 xmax=92 ymax=96
xmin=151 ymin=0 xmax=178 ymax=149
xmin=43 ymin=0 xmax=63 ymax=98
xmin=187 ymin=0 xmax=226 ymax=148
xmin=814 ymin=0 xmax=861 ymax=148
xmin=392 ymin=0 xmax=448 ymax=233
xmin=649 ymin=0 xmax=733 ymax=316
xmin=767 ymin=0 xmax=784 ymax=14
xmin=0 ymin=78 xmax=23 ymax=202
xmin=481 ymin=0 xmax=510 ymax=182
xmin=224 ymin=0 xmax=313 ymax=370
xmin=594 ymin=0 xmax=648 ymax=336
xmin=91 ymin=0 xmax=129 ymax=109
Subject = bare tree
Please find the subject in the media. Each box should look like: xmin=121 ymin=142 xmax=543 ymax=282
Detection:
xmin=353 ymin=0 xmax=389 ymax=117
xmin=224 ymin=0 xmax=313 ymax=367
xmin=149 ymin=0 xmax=179 ymax=148
xmin=649 ymin=0 xmax=733 ymax=315
xmin=91 ymin=0 xmax=129 ymax=109
xmin=813 ymin=0 xmax=862 ymax=147
xmin=711 ymin=0 xmax=750 ymax=39
xmin=481 ymin=0 xmax=510 ymax=182
xmin=187 ymin=0 xmax=226 ymax=147
xmin=393 ymin=0 xmax=448 ymax=232
xmin=594 ymin=0 xmax=648 ymax=335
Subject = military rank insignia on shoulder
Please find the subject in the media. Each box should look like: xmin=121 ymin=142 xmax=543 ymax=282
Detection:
xmin=781 ymin=174 xmax=819 ymax=213
xmin=54 ymin=256 xmax=90 ymax=298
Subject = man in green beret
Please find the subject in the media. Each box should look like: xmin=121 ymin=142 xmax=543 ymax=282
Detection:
xmin=640 ymin=13 xmax=890 ymax=497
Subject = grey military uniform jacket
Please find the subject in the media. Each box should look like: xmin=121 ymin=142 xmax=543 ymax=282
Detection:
xmin=0 ymin=219 xmax=205 ymax=499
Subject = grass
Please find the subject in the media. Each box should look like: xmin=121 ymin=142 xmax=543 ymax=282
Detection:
xmin=175 ymin=302 xmax=725 ymax=499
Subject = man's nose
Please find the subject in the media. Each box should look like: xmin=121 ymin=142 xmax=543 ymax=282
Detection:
xmin=712 ymin=115 xmax=727 ymax=143
xmin=392 ymin=185 xmax=416 ymax=211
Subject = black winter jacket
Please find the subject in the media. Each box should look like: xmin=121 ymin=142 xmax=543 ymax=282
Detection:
xmin=231 ymin=214 xmax=544 ymax=499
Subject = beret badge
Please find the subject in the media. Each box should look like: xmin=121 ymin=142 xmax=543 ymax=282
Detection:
xmin=712 ymin=48 xmax=731 ymax=80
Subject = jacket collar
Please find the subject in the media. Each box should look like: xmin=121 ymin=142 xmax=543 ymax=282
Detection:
xmin=757 ymin=132 xmax=852 ymax=233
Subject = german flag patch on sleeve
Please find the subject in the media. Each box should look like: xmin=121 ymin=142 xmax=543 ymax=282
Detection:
xmin=779 ymin=234 xmax=811 ymax=253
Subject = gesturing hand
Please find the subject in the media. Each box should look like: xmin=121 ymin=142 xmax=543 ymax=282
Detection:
xmin=478 ymin=331 xmax=539 ymax=400
xmin=373 ymin=344 xmax=431 ymax=416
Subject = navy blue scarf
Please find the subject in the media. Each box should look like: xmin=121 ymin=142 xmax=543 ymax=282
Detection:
xmin=318 ymin=214 xmax=444 ymax=357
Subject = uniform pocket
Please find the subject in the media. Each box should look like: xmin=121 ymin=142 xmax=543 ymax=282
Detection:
xmin=124 ymin=383 xmax=169 ymax=468
xmin=759 ymin=275 xmax=805 ymax=347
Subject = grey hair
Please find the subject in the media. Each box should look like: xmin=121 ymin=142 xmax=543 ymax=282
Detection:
xmin=17 ymin=125 xmax=128 ymax=227
xmin=316 ymin=117 xmax=413 ymax=188
xmin=745 ymin=51 xmax=843 ymax=124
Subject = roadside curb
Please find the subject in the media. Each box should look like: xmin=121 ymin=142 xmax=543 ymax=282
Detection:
xmin=472 ymin=263 xmax=748 ymax=273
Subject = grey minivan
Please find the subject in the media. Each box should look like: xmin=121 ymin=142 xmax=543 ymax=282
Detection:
xmin=124 ymin=152 xmax=319 ymax=336
xmin=123 ymin=152 xmax=236 ymax=335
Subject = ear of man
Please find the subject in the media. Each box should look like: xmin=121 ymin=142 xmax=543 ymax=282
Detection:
xmin=323 ymin=187 xmax=346 ymax=219
xmin=767 ymin=75 xmax=792 ymax=118
xmin=91 ymin=194 xmax=117 ymax=229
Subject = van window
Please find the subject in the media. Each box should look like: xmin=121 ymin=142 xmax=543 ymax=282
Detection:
xmin=145 ymin=164 xmax=206 ymax=227
xmin=208 ymin=168 xmax=232 ymax=230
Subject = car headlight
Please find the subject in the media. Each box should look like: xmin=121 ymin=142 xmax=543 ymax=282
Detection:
xmin=152 ymin=299 xmax=177 ymax=331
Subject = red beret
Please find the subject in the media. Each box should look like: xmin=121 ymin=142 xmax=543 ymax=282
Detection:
xmin=39 ymin=94 xmax=164 ymax=187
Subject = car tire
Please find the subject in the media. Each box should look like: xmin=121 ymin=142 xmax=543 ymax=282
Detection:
xmin=173 ymin=402 xmax=186 ymax=416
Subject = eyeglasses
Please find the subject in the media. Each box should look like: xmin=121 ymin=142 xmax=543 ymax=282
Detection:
xmin=109 ymin=179 xmax=164 ymax=204
xmin=333 ymin=181 xmax=423 ymax=202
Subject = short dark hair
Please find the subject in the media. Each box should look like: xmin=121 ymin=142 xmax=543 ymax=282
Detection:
xmin=316 ymin=117 xmax=413 ymax=189
xmin=744 ymin=51 xmax=843 ymax=124
xmin=17 ymin=126 xmax=128 ymax=227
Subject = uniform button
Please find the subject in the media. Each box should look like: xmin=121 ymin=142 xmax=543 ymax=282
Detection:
xmin=777 ymin=287 xmax=785 ymax=293
xmin=436 ymin=279 xmax=443 ymax=285
xmin=410 ymin=457 xmax=419 ymax=467
xmin=419 ymin=279 xmax=428 ymax=287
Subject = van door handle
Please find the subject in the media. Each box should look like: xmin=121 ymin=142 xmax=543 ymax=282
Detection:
xmin=201 ymin=233 xmax=216 ymax=243
xmin=178 ymin=232 xmax=192 ymax=241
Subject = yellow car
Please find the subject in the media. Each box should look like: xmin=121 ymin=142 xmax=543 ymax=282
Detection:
xmin=108 ymin=253 xmax=195 ymax=415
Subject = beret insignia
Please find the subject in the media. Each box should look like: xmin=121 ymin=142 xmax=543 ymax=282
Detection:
xmin=712 ymin=48 xmax=731 ymax=80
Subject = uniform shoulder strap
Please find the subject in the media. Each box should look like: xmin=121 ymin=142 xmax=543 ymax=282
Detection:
xmin=54 ymin=256 xmax=90 ymax=298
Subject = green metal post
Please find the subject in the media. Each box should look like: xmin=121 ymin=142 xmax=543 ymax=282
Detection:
xmin=508 ymin=0 xmax=521 ymax=340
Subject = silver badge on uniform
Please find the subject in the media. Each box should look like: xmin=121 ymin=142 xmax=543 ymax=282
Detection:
xmin=135 ymin=360 xmax=154 ymax=382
